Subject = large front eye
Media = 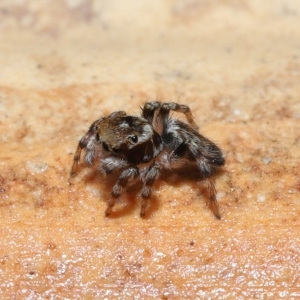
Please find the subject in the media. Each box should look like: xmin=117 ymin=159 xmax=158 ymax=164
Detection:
xmin=130 ymin=135 xmax=138 ymax=143
xmin=95 ymin=133 xmax=100 ymax=142
xmin=102 ymin=142 xmax=109 ymax=152
xmin=112 ymin=147 xmax=120 ymax=153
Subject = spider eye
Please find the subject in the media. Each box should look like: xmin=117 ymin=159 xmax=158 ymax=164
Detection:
xmin=130 ymin=135 xmax=138 ymax=143
xmin=112 ymin=147 xmax=120 ymax=153
xmin=102 ymin=142 xmax=109 ymax=152
xmin=95 ymin=133 xmax=100 ymax=142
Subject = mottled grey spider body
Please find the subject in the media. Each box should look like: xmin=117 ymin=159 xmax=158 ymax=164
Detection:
xmin=70 ymin=101 xmax=225 ymax=218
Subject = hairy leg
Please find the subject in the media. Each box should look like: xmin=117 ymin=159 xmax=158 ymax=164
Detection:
xmin=160 ymin=102 xmax=199 ymax=130
xmin=69 ymin=119 xmax=102 ymax=179
xmin=205 ymin=178 xmax=221 ymax=219
xmin=70 ymin=140 xmax=85 ymax=178
xmin=99 ymin=157 xmax=128 ymax=174
xmin=69 ymin=135 xmax=94 ymax=183
xmin=168 ymin=141 xmax=221 ymax=219
xmin=141 ymin=101 xmax=161 ymax=125
xmin=105 ymin=166 xmax=139 ymax=216
xmin=140 ymin=163 xmax=160 ymax=217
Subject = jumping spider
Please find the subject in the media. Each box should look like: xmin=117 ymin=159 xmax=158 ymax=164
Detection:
xmin=70 ymin=101 xmax=225 ymax=218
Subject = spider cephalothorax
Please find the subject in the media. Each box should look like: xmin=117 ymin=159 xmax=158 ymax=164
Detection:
xmin=70 ymin=101 xmax=225 ymax=218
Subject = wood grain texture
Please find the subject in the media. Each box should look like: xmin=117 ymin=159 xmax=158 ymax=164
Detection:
xmin=0 ymin=1 xmax=300 ymax=299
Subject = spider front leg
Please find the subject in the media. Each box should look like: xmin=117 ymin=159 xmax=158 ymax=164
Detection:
xmin=69 ymin=135 xmax=91 ymax=184
xmin=70 ymin=140 xmax=85 ymax=178
xmin=140 ymin=163 xmax=160 ymax=217
xmin=105 ymin=166 xmax=139 ymax=216
xmin=99 ymin=157 xmax=128 ymax=175
xmin=69 ymin=119 xmax=101 ymax=181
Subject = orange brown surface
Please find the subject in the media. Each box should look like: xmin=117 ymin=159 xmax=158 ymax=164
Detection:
xmin=1 ymin=1 xmax=300 ymax=299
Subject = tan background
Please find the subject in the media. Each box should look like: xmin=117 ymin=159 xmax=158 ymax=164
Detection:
xmin=1 ymin=0 xmax=300 ymax=299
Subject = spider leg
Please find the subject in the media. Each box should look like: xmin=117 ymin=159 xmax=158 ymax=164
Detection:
xmin=140 ymin=163 xmax=160 ymax=217
xmin=141 ymin=101 xmax=161 ymax=125
xmin=142 ymin=101 xmax=199 ymax=132
xmin=205 ymin=178 xmax=221 ymax=219
xmin=99 ymin=157 xmax=128 ymax=174
xmin=69 ymin=119 xmax=102 ymax=180
xmin=196 ymin=156 xmax=221 ymax=219
xmin=105 ymin=166 xmax=139 ymax=216
xmin=69 ymin=134 xmax=93 ymax=184
xmin=160 ymin=102 xmax=199 ymax=130
xmin=168 ymin=138 xmax=222 ymax=219
xmin=70 ymin=140 xmax=85 ymax=178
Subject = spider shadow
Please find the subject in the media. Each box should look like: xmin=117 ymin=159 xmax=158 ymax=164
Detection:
xmin=161 ymin=166 xmax=226 ymax=217
xmin=79 ymin=168 xmax=160 ymax=218
xmin=109 ymin=184 xmax=160 ymax=219
xmin=77 ymin=164 xmax=224 ymax=219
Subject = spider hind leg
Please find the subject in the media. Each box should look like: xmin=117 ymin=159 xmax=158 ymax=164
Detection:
xmin=142 ymin=101 xmax=199 ymax=131
xmin=205 ymin=178 xmax=221 ymax=219
xmin=168 ymin=136 xmax=223 ymax=219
